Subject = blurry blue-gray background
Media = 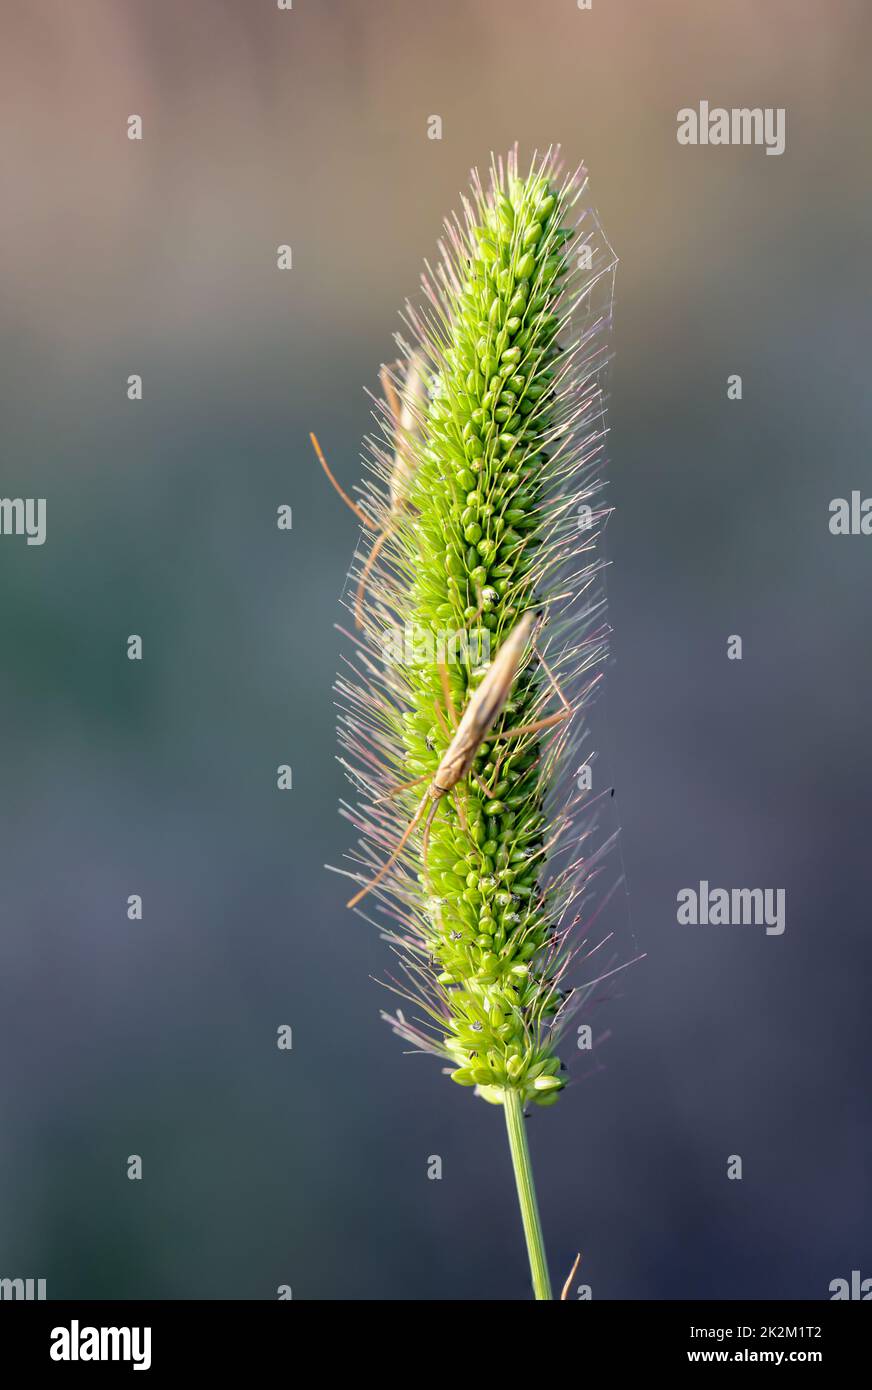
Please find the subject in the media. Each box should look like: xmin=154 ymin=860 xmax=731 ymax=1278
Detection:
xmin=1 ymin=0 xmax=869 ymax=1299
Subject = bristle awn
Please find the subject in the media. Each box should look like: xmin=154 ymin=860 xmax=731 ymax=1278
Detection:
xmin=329 ymin=149 xmax=628 ymax=1299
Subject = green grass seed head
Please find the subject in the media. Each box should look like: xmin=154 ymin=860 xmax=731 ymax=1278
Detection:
xmin=337 ymin=147 xmax=618 ymax=1110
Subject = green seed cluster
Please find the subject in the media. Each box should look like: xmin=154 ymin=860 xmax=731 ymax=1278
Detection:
xmin=399 ymin=167 xmax=575 ymax=1106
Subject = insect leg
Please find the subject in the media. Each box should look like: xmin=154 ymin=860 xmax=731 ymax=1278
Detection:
xmin=469 ymin=768 xmax=498 ymax=799
xmin=495 ymin=707 xmax=572 ymax=742
xmin=532 ymin=639 xmax=573 ymax=714
xmin=353 ymin=522 xmax=396 ymax=629
xmin=420 ymin=794 xmax=444 ymax=891
xmin=494 ymin=634 xmax=574 ymax=743
xmin=346 ymin=788 xmax=431 ymax=908
xmin=371 ymin=771 xmax=430 ymax=804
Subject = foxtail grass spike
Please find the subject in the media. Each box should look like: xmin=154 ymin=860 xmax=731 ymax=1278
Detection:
xmin=327 ymin=146 xmax=622 ymax=1299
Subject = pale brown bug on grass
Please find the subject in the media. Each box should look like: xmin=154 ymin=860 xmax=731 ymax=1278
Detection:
xmin=310 ymin=351 xmax=427 ymax=630
xmin=346 ymin=611 xmax=573 ymax=909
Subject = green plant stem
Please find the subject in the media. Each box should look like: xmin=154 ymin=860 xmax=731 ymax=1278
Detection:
xmin=503 ymin=1088 xmax=552 ymax=1300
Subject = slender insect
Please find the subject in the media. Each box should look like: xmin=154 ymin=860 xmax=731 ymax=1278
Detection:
xmin=346 ymin=612 xmax=573 ymax=908
xmin=379 ymin=350 xmax=427 ymax=512
xmin=311 ymin=351 xmax=427 ymax=629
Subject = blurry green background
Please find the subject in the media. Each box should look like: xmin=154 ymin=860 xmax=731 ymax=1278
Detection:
xmin=1 ymin=0 xmax=870 ymax=1299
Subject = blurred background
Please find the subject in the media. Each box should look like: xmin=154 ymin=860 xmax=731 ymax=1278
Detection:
xmin=1 ymin=0 xmax=870 ymax=1300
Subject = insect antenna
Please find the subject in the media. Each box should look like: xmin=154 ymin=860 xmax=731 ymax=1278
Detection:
xmin=310 ymin=432 xmax=376 ymax=530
